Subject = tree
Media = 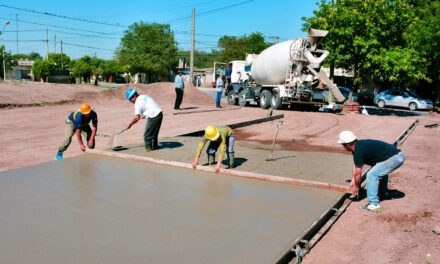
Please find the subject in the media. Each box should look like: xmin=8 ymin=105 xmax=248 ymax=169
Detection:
xmin=48 ymin=53 xmax=71 ymax=70
xmin=71 ymin=56 xmax=93 ymax=84
xmin=116 ymin=22 xmax=178 ymax=82
xmin=32 ymin=59 xmax=51 ymax=82
xmin=215 ymin=32 xmax=270 ymax=63
xmin=302 ymin=0 xmax=434 ymax=93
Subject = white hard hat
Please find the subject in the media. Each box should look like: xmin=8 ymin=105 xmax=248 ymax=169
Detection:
xmin=337 ymin=131 xmax=357 ymax=144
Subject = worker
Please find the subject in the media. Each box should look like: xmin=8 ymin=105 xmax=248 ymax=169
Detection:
xmin=55 ymin=102 xmax=98 ymax=160
xmin=337 ymin=131 xmax=405 ymax=212
xmin=216 ymin=74 xmax=224 ymax=108
xmin=174 ymin=71 xmax=184 ymax=110
xmin=192 ymin=125 xmax=235 ymax=173
xmin=125 ymin=88 xmax=163 ymax=151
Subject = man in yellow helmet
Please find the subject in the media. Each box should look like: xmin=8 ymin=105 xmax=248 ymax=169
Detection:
xmin=55 ymin=103 xmax=98 ymax=160
xmin=192 ymin=125 xmax=235 ymax=173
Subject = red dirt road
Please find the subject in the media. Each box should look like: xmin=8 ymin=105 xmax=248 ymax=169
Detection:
xmin=1 ymin=81 xmax=439 ymax=263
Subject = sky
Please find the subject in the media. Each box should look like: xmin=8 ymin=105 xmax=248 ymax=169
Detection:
xmin=0 ymin=0 xmax=320 ymax=60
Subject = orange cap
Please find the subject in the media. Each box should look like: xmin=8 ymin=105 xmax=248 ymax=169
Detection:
xmin=79 ymin=103 xmax=92 ymax=115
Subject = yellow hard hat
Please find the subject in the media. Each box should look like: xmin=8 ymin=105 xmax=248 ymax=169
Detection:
xmin=205 ymin=125 xmax=219 ymax=141
xmin=79 ymin=103 xmax=92 ymax=115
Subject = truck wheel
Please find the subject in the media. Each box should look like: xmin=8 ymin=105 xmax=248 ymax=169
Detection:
xmin=260 ymin=90 xmax=272 ymax=109
xmin=270 ymin=90 xmax=282 ymax=110
xmin=227 ymin=90 xmax=238 ymax=105
xmin=238 ymin=90 xmax=249 ymax=107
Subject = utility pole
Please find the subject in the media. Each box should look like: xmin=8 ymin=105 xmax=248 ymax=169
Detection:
xmin=54 ymin=34 xmax=56 ymax=53
xmin=15 ymin=14 xmax=18 ymax=54
xmin=2 ymin=21 xmax=11 ymax=81
xmin=45 ymin=27 xmax=48 ymax=59
xmin=61 ymin=40 xmax=63 ymax=70
xmin=190 ymin=8 xmax=195 ymax=85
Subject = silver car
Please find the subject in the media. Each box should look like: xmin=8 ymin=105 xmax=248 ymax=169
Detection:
xmin=374 ymin=89 xmax=433 ymax=111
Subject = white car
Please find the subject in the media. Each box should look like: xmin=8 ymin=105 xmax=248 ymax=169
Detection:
xmin=374 ymin=89 xmax=433 ymax=111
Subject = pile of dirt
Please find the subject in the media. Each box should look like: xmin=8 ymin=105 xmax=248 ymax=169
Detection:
xmin=0 ymin=81 xmax=215 ymax=108
xmin=100 ymin=82 xmax=214 ymax=105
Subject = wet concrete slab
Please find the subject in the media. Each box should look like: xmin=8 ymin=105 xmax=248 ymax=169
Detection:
xmin=114 ymin=136 xmax=355 ymax=186
xmin=0 ymin=154 xmax=341 ymax=264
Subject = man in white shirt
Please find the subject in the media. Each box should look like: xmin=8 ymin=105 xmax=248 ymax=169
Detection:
xmin=125 ymin=88 xmax=163 ymax=151
xmin=216 ymin=74 xmax=224 ymax=108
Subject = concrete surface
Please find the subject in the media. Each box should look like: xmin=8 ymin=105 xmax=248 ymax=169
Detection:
xmin=111 ymin=136 xmax=355 ymax=186
xmin=0 ymin=154 xmax=341 ymax=264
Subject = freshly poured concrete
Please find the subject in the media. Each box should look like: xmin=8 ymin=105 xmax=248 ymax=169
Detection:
xmin=117 ymin=136 xmax=355 ymax=186
xmin=0 ymin=154 xmax=341 ymax=264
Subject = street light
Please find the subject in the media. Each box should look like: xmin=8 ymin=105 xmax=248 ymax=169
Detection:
xmin=1 ymin=21 xmax=10 ymax=81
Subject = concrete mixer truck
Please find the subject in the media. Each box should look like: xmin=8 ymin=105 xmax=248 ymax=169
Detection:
xmin=225 ymin=28 xmax=345 ymax=109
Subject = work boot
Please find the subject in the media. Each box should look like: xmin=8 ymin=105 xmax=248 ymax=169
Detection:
xmin=208 ymin=154 xmax=216 ymax=165
xmin=228 ymin=154 xmax=235 ymax=168
xmin=55 ymin=151 xmax=63 ymax=160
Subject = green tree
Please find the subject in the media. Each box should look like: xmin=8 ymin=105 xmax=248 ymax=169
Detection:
xmin=116 ymin=22 xmax=178 ymax=82
xmin=303 ymin=0 xmax=432 ymax=89
xmin=32 ymin=59 xmax=51 ymax=81
xmin=71 ymin=56 xmax=93 ymax=84
xmin=215 ymin=32 xmax=270 ymax=63
xmin=48 ymin=53 xmax=71 ymax=70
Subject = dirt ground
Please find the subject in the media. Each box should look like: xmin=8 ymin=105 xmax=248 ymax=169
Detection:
xmin=1 ymin=80 xmax=439 ymax=263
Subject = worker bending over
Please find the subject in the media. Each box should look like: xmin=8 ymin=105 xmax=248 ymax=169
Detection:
xmin=125 ymin=88 xmax=163 ymax=151
xmin=55 ymin=102 xmax=98 ymax=160
xmin=337 ymin=131 xmax=405 ymax=212
xmin=192 ymin=125 xmax=235 ymax=173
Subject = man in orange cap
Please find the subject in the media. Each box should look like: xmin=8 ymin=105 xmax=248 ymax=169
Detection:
xmin=55 ymin=102 xmax=98 ymax=160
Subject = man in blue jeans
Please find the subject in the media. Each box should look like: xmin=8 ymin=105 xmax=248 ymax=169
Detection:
xmin=215 ymin=74 xmax=224 ymax=108
xmin=337 ymin=131 xmax=405 ymax=212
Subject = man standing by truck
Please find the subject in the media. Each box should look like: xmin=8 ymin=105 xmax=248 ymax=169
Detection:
xmin=174 ymin=71 xmax=184 ymax=110
xmin=216 ymin=74 xmax=224 ymax=108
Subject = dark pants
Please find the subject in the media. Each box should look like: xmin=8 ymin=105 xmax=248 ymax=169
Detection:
xmin=144 ymin=112 xmax=163 ymax=150
xmin=174 ymin=88 xmax=184 ymax=109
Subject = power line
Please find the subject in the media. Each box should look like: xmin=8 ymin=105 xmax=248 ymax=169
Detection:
xmin=62 ymin=42 xmax=115 ymax=52
xmin=0 ymin=16 xmax=124 ymax=36
xmin=0 ymin=3 xmax=126 ymax=28
xmin=169 ymin=0 xmax=254 ymax=22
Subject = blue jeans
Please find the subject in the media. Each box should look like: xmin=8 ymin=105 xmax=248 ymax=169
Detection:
xmin=366 ymin=151 xmax=405 ymax=204
xmin=216 ymin=90 xmax=222 ymax=107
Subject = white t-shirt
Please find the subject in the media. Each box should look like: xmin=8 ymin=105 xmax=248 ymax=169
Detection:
xmin=216 ymin=77 xmax=224 ymax=92
xmin=134 ymin=95 xmax=162 ymax=118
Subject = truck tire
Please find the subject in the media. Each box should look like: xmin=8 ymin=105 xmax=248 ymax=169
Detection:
xmin=238 ymin=89 xmax=249 ymax=107
xmin=260 ymin=90 xmax=272 ymax=109
xmin=227 ymin=90 xmax=238 ymax=105
xmin=270 ymin=90 xmax=282 ymax=110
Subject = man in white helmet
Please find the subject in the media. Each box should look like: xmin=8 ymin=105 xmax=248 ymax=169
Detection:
xmin=125 ymin=88 xmax=163 ymax=151
xmin=337 ymin=131 xmax=405 ymax=212
xmin=192 ymin=125 xmax=235 ymax=173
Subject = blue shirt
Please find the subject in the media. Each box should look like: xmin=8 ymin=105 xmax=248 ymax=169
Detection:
xmin=68 ymin=110 xmax=98 ymax=129
xmin=175 ymin=75 xmax=184 ymax=89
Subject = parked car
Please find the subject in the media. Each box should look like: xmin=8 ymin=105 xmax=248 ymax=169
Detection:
xmin=313 ymin=86 xmax=358 ymax=102
xmin=374 ymin=89 xmax=433 ymax=111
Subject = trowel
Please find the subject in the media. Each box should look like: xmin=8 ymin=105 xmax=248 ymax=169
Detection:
xmin=266 ymin=120 xmax=283 ymax=161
